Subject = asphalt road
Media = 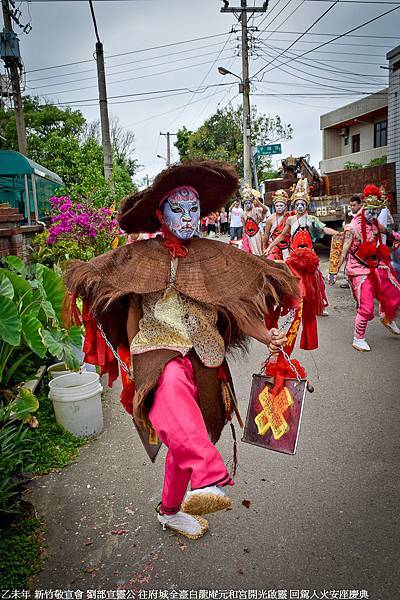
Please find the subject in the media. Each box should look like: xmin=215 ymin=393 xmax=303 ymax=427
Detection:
xmin=30 ymin=253 xmax=400 ymax=599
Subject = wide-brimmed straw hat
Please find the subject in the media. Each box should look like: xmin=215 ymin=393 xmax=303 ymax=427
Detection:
xmin=118 ymin=159 xmax=239 ymax=233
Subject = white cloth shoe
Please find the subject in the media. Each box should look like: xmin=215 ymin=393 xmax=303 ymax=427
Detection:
xmin=352 ymin=337 xmax=371 ymax=352
xmin=381 ymin=318 xmax=400 ymax=335
xmin=157 ymin=511 xmax=208 ymax=539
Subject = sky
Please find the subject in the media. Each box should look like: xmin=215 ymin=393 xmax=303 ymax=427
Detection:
xmin=2 ymin=0 xmax=399 ymax=183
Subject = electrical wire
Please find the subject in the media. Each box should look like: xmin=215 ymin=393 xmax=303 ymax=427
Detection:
xmin=26 ymin=47 xmax=237 ymax=91
xmin=32 ymin=53 xmax=237 ymax=98
xmin=35 ymin=82 xmax=235 ymax=107
xmin=25 ymin=40 xmax=231 ymax=84
xmin=259 ymin=42 xmax=388 ymax=82
xmin=24 ymin=31 xmax=232 ymax=74
xmin=254 ymin=4 xmax=400 ymax=78
xmin=256 ymin=0 xmax=341 ymax=74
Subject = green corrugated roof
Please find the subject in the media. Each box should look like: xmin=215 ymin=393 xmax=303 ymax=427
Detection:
xmin=0 ymin=150 xmax=63 ymax=184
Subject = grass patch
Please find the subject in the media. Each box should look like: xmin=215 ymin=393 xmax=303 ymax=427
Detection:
xmin=27 ymin=388 xmax=87 ymax=474
xmin=0 ymin=513 xmax=42 ymax=588
xmin=1 ymin=382 xmax=92 ymax=588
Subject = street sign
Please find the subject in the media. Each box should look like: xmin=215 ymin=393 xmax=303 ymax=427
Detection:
xmin=257 ymin=144 xmax=282 ymax=156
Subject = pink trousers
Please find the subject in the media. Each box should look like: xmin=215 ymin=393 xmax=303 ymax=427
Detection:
xmin=349 ymin=268 xmax=400 ymax=339
xmin=149 ymin=356 xmax=233 ymax=515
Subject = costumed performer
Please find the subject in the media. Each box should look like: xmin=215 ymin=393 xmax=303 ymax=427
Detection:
xmin=241 ymin=185 xmax=269 ymax=255
xmin=336 ymin=184 xmax=400 ymax=352
xmin=263 ymin=189 xmax=291 ymax=261
xmin=264 ymin=178 xmax=341 ymax=349
xmin=64 ymin=160 xmax=299 ymax=540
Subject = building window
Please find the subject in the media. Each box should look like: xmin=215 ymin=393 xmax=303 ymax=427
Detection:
xmin=374 ymin=120 xmax=387 ymax=148
xmin=343 ymin=127 xmax=349 ymax=146
xmin=352 ymin=134 xmax=360 ymax=153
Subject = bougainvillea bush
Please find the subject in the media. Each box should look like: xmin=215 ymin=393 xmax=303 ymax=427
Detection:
xmin=33 ymin=196 xmax=123 ymax=264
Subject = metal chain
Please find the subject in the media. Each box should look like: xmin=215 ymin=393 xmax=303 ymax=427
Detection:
xmin=279 ymin=348 xmax=304 ymax=383
xmin=261 ymin=307 xmax=303 ymax=383
xmin=97 ymin=322 xmax=131 ymax=375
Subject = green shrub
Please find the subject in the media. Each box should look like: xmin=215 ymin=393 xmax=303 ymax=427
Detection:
xmin=367 ymin=155 xmax=387 ymax=167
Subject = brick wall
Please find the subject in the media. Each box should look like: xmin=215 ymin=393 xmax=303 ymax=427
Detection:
xmin=324 ymin=162 xmax=396 ymax=213
xmin=0 ymin=204 xmax=43 ymax=260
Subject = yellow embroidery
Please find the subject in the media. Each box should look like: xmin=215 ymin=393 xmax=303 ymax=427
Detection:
xmin=130 ymin=287 xmax=225 ymax=367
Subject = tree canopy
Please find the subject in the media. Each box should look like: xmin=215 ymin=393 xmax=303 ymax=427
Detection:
xmin=175 ymin=104 xmax=293 ymax=183
xmin=0 ymin=96 xmax=137 ymax=206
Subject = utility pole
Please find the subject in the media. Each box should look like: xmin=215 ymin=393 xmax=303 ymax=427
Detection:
xmin=160 ymin=132 xmax=177 ymax=167
xmin=89 ymin=1 xmax=113 ymax=180
xmin=221 ymin=0 xmax=268 ymax=185
xmin=1 ymin=0 xmax=27 ymax=155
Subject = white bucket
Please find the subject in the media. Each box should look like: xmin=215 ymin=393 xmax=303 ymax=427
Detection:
xmin=48 ymin=372 xmax=103 ymax=437
xmin=47 ymin=362 xmax=73 ymax=379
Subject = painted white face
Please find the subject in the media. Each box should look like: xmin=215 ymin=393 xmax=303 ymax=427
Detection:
xmin=294 ymin=200 xmax=307 ymax=214
xmin=364 ymin=207 xmax=381 ymax=223
xmin=161 ymin=187 xmax=200 ymax=240
xmin=244 ymin=200 xmax=253 ymax=211
xmin=274 ymin=201 xmax=286 ymax=215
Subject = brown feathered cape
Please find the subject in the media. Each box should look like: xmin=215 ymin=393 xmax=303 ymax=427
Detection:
xmin=65 ymin=236 xmax=299 ymax=442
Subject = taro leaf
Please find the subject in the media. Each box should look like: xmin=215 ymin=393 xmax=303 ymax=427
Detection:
xmin=40 ymin=298 xmax=58 ymax=323
xmin=0 ymin=274 xmax=14 ymax=300
xmin=11 ymin=388 xmax=39 ymax=422
xmin=67 ymin=325 xmax=83 ymax=349
xmin=21 ymin=313 xmax=47 ymax=358
xmin=2 ymin=255 xmax=27 ymax=277
xmin=0 ymin=269 xmax=31 ymax=300
xmin=0 ymin=295 xmax=21 ymax=346
xmin=35 ymin=264 xmax=65 ymax=321
xmin=40 ymin=328 xmax=64 ymax=359
xmin=63 ymin=344 xmax=81 ymax=371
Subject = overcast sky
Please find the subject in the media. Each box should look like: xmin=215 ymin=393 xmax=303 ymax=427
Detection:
xmin=2 ymin=0 xmax=399 ymax=182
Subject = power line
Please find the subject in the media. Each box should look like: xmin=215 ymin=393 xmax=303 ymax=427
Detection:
xmin=25 ymin=40 xmax=232 ymax=83
xmin=24 ymin=31 xmax=232 ymax=74
xmin=257 ymin=0 xmax=341 ymax=73
xmin=254 ymin=4 xmax=400 ymax=78
xmin=31 ymin=53 xmax=237 ymax=98
xmin=35 ymin=81 xmax=235 ymax=107
xmin=258 ymin=29 xmax=400 ymax=39
xmin=26 ymin=47 xmax=237 ymax=91
xmin=259 ymin=42 xmax=388 ymax=81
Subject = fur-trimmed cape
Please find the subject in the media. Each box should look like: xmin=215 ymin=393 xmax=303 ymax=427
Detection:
xmin=65 ymin=236 xmax=299 ymax=351
xmin=65 ymin=237 xmax=299 ymax=441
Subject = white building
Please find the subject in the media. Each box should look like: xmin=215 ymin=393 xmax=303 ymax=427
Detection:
xmin=319 ymin=44 xmax=400 ymax=216
xmin=319 ymin=89 xmax=388 ymax=175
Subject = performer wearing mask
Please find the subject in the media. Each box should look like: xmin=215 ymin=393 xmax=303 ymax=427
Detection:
xmin=241 ymin=186 xmax=269 ymax=256
xmin=65 ymin=161 xmax=298 ymax=540
xmin=264 ymin=179 xmax=340 ymax=349
xmin=336 ymin=184 xmax=400 ymax=351
xmin=263 ymin=189 xmax=291 ymax=261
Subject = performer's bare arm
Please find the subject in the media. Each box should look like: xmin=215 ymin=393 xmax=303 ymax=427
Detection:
xmin=264 ymin=219 xmax=292 ymax=255
xmin=127 ymin=296 xmax=143 ymax=345
xmin=239 ymin=319 xmax=287 ymax=353
xmin=254 ymin=198 xmax=268 ymax=216
xmin=262 ymin=215 xmax=274 ymax=249
xmin=338 ymin=230 xmax=353 ymax=271
xmin=323 ymin=226 xmax=342 ymax=236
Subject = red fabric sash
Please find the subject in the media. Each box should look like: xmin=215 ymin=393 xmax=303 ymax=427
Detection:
xmin=156 ymin=209 xmax=189 ymax=258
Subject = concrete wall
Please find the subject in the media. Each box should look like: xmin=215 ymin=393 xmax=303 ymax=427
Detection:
xmin=320 ymin=146 xmax=387 ymax=175
xmin=387 ymin=45 xmax=400 ymax=218
xmin=320 ymin=89 xmax=388 ymax=129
